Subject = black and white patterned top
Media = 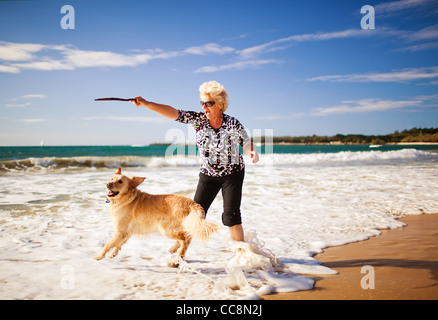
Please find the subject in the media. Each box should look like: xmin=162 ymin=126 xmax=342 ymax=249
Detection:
xmin=176 ymin=110 xmax=250 ymax=177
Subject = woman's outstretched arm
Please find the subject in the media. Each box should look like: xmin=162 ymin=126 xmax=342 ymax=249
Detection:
xmin=132 ymin=96 xmax=178 ymax=120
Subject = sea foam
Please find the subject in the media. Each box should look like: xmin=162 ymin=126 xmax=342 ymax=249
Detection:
xmin=0 ymin=150 xmax=437 ymax=299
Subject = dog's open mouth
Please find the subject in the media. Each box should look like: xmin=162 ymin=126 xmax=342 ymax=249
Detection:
xmin=107 ymin=190 xmax=119 ymax=197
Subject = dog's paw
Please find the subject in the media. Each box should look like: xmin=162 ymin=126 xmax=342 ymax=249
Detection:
xmin=94 ymin=254 xmax=104 ymax=261
xmin=168 ymin=261 xmax=180 ymax=268
xmin=168 ymin=257 xmax=185 ymax=268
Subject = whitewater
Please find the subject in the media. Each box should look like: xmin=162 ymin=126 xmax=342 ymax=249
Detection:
xmin=0 ymin=148 xmax=437 ymax=299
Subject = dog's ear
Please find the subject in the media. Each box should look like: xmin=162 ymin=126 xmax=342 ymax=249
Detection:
xmin=115 ymin=167 xmax=122 ymax=175
xmin=130 ymin=176 xmax=146 ymax=188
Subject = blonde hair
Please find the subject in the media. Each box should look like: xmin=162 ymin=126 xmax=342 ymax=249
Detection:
xmin=199 ymin=81 xmax=229 ymax=112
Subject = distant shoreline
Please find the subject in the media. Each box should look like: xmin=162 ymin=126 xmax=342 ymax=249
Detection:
xmin=150 ymin=142 xmax=438 ymax=146
xmin=267 ymin=142 xmax=438 ymax=146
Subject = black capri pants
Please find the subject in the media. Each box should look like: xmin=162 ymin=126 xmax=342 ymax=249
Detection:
xmin=193 ymin=169 xmax=245 ymax=227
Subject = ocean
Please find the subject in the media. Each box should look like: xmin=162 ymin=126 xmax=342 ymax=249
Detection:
xmin=0 ymin=144 xmax=437 ymax=299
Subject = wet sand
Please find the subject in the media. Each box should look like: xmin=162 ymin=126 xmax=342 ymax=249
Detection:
xmin=263 ymin=213 xmax=438 ymax=300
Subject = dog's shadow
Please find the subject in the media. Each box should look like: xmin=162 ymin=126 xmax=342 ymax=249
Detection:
xmin=184 ymin=259 xmax=211 ymax=264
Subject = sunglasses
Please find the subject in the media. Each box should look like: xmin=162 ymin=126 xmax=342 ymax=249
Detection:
xmin=200 ymin=101 xmax=215 ymax=107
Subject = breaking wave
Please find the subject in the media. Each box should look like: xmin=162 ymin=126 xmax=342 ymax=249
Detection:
xmin=270 ymin=148 xmax=437 ymax=166
xmin=1 ymin=149 xmax=436 ymax=173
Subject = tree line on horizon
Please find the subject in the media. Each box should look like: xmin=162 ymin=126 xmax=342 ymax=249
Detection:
xmin=259 ymin=127 xmax=438 ymax=145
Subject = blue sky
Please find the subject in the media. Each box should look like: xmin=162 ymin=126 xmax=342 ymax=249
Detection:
xmin=1 ymin=0 xmax=437 ymax=146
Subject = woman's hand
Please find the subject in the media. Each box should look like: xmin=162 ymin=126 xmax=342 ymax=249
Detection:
xmin=249 ymin=150 xmax=259 ymax=164
xmin=243 ymin=141 xmax=259 ymax=164
xmin=132 ymin=96 xmax=148 ymax=107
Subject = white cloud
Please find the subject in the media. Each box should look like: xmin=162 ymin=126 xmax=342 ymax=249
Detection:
xmin=416 ymin=94 xmax=438 ymax=100
xmin=10 ymin=46 xmax=154 ymax=71
xmin=375 ymin=0 xmax=437 ymax=15
xmin=194 ymin=59 xmax=280 ymax=73
xmin=236 ymin=23 xmax=438 ymax=60
xmin=5 ymin=94 xmax=47 ymax=108
xmin=238 ymin=29 xmax=370 ymax=59
xmin=0 ymin=65 xmax=20 ymax=73
xmin=184 ymin=43 xmax=234 ymax=55
xmin=0 ymin=41 xmax=236 ymax=73
xmin=398 ymin=41 xmax=438 ymax=52
xmin=20 ymin=118 xmax=47 ymax=123
xmin=312 ymin=96 xmax=438 ymax=116
xmin=1 ymin=22 xmax=436 ymax=76
xmin=20 ymin=94 xmax=47 ymax=99
xmin=408 ymin=24 xmax=438 ymax=42
xmin=62 ymin=48 xmax=154 ymax=68
xmin=0 ymin=41 xmax=47 ymax=61
xmin=307 ymin=66 xmax=438 ymax=83
xmin=11 ymin=58 xmax=74 ymax=72
xmin=6 ymin=103 xmax=31 ymax=108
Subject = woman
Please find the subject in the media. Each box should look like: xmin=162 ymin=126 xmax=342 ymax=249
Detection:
xmin=132 ymin=81 xmax=259 ymax=242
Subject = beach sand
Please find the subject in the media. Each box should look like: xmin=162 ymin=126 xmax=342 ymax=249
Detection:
xmin=263 ymin=213 xmax=438 ymax=300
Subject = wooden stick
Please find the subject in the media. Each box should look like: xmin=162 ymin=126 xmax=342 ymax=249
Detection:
xmin=94 ymin=97 xmax=134 ymax=102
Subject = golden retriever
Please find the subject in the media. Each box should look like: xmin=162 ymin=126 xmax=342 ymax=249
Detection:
xmin=95 ymin=167 xmax=218 ymax=267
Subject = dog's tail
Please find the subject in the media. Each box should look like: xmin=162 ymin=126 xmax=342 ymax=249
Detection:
xmin=183 ymin=204 xmax=218 ymax=242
